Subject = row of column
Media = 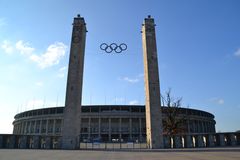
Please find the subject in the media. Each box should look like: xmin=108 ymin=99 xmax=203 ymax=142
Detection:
xmin=13 ymin=119 xmax=62 ymax=135
xmin=13 ymin=118 xmax=215 ymax=137
xmin=163 ymin=133 xmax=239 ymax=148
xmin=81 ymin=117 xmax=145 ymax=142
xmin=188 ymin=120 xmax=215 ymax=133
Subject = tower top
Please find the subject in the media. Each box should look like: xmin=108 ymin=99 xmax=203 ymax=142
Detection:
xmin=73 ymin=14 xmax=86 ymax=26
xmin=143 ymin=15 xmax=155 ymax=27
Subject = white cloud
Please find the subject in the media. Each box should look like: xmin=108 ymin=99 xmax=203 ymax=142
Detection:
xmin=234 ymin=48 xmax=240 ymax=57
xmin=16 ymin=40 xmax=35 ymax=55
xmin=120 ymin=74 xmax=144 ymax=83
xmin=123 ymin=77 xmax=139 ymax=83
xmin=1 ymin=40 xmax=14 ymax=54
xmin=129 ymin=100 xmax=139 ymax=105
xmin=30 ymin=42 xmax=67 ymax=68
xmin=1 ymin=39 xmax=67 ymax=69
xmin=210 ymin=97 xmax=224 ymax=105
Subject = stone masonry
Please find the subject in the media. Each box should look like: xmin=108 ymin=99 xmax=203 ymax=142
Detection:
xmin=142 ymin=15 xmax=164 ymax=149
xmin=61 ymin=15 xmax=87 ymax=149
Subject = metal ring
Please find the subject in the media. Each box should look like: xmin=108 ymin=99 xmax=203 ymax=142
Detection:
xmin=119 ymin=43 xmax=127 ymax=51
xmin=100 ymin=43 xmax=128 ymax=53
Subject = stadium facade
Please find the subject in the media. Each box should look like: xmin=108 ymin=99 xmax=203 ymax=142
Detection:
xmin=13 ymin=105 xmax=216 ymax=142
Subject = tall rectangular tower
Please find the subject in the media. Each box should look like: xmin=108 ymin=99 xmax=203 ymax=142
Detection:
xmin=62 ymin=15 xmax=87 ymax=149
xmin=142 ymin=15 xmax=164 ymax=149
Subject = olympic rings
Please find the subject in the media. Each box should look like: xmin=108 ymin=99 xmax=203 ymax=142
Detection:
xmin=100 ymin=43 xmax=127 ymax=53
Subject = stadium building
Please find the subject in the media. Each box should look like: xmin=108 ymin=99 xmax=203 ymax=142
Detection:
xmin=13 ymin=105 xmax=216 ymax=142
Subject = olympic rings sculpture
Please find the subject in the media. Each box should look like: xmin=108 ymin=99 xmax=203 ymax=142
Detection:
xmin=100 ymin=43 xmax=127 ymax=53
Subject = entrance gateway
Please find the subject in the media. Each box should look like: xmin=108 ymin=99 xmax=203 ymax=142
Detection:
xmin=61 ymin=15 xmax=163 ymax=149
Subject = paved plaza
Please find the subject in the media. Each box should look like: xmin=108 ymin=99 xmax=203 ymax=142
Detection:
xmin=0 ymin=148 xmax=240 ymax=160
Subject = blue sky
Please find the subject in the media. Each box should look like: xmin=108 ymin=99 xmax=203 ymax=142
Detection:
xmin=0 ymin=0 xmax=239 ymax=133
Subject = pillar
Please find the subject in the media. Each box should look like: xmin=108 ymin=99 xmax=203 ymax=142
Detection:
xmin=19 ymin=136 xmax=28 ymax=149
xmin=142 ymin=15 xmax=164 ymax=149
xmin=39 ymin=120 xmax=43 ymax=134
xmin=218 ymin=134 xmax=225 ymax=147
xmin=45 ymin=136 xmax=52 ymax=149
xmin=163 ymin=135 xmax=171 ymax=148
xmin=46 ymin=119 xmax=49 ymax=135
xmin=196 ymin=135 xmax=205 ymax=147
xmin=0 ymin=135 xmax=3 ymax=148
xmin=173 ymin=135 xmax=183 ymax=148
xmin=139 ymin=118 xmax=142 ymax=142
xmin=34 ymin=120 xmax=37 ymax=134
xmin=108 ymin=118 xmax=111 ymax=142
xmin=53 ymin=119 xmax=56 ymax=134
xmin=207 ymin=134 xmax=215 ymax=147
xmin=185 ymin=135 xmax=193 ymax=148
xmin=88 ymin=118 xmax=91 ymax=139
xmin=8 ymin=135 xmax=16 ymax=148
xmin=62 ymin=15 xmax=87 ymax=149
xmin=98 ymin=118 xmax=101 ymax=139
xmin=32 ymin=136 xmax=40 ymax=149
xmin=230 ymin=134 xmax=237 ymax=146
xmin=129 ymin=118 xmax=132 ymax=140
xmin=119 ymin=118 xmax=122 ymax=141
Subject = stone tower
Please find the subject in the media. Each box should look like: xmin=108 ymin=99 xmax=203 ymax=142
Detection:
xmin=142 ymin=15 xmax=164 ymax=149
xmin=62 ymin=15 xmax=87 ymax=149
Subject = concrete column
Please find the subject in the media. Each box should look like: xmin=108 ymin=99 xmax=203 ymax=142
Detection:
xmin=8 ymin=135 xmax=16 ymax=148
xmin=39 ymin=120 xmax=43 ymax=134
xmin=187 ymin=119 xmax=190 ymax=133
xmin=12 ymin=125 xmax=16 ymax=134
xmin=16 ymin=124 xmax=19 ymax=134
xmin=218 ymin=134 xmax=225 ymax=147
xmin=31 ymin=121 xmax=34 ymax=134
xmin=61 ymin=15 xmax=86 ymax=149
xmin=19 ymin=136 xmax=28 ymax=149
xmin=0 ymin=135 xmax=3 ymax=148
xmin=88 ymin=118 xmax=91 ymax=139
xmin=197 ymin=121 xmax=200 ymax=133
xmin=173 ymin=135 xmax=182 ymax=148
xmin=46 ymin=119 xmax=49 ymax=135
xmin=207 ymin=134 xmax=215 ymax=147
xmin=53 ymin=119 xmax=56 ymax=134
xmin=196 ymin=135 xmax=204 ymax=147
xmin=139 ymin=118 xmax=142 ymax=142
xmin=98 ymin=118 xmax=101 ymax=139
xmin=23 ymin=122 xmax=27 ymax=134
xmin=108 ymin=118 xmax=111 ymax=142
xmin=129 ymin=118 xmax=132 ymax=140
xmin=230 ymin=134 xmax=237 ymax=146
xmin=56 ymin=137 xmax=62 ymax=149
xmin=142 ymin=15 xmax=163 ymax=149
xmin=32 ymin=136 xmax=40 ymax=149
xmin=206 ymin=122 xmax=209 ymax=133
xmin=163 ymin=135 xmax=171 ymax=148
xmin=119 ymin=118 xmax=122 ymax=141
xmin=205 ymin=122 xmax=208 ymax=133
xmin=45 ymin=136 xmax=52 ymax=149
xmin=192 ymin=121 xmax=196 ymax=133
xmin=201 ymin=121 xmax=204 ymax=133
xmin=185 ymin=135 xmax=193 ymax=148
xmin=33 ymin=120 xmax=37 ymax=134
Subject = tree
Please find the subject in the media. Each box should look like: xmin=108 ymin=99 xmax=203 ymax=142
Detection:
xmin=161 ymin=89 xmax=187 ymax=136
